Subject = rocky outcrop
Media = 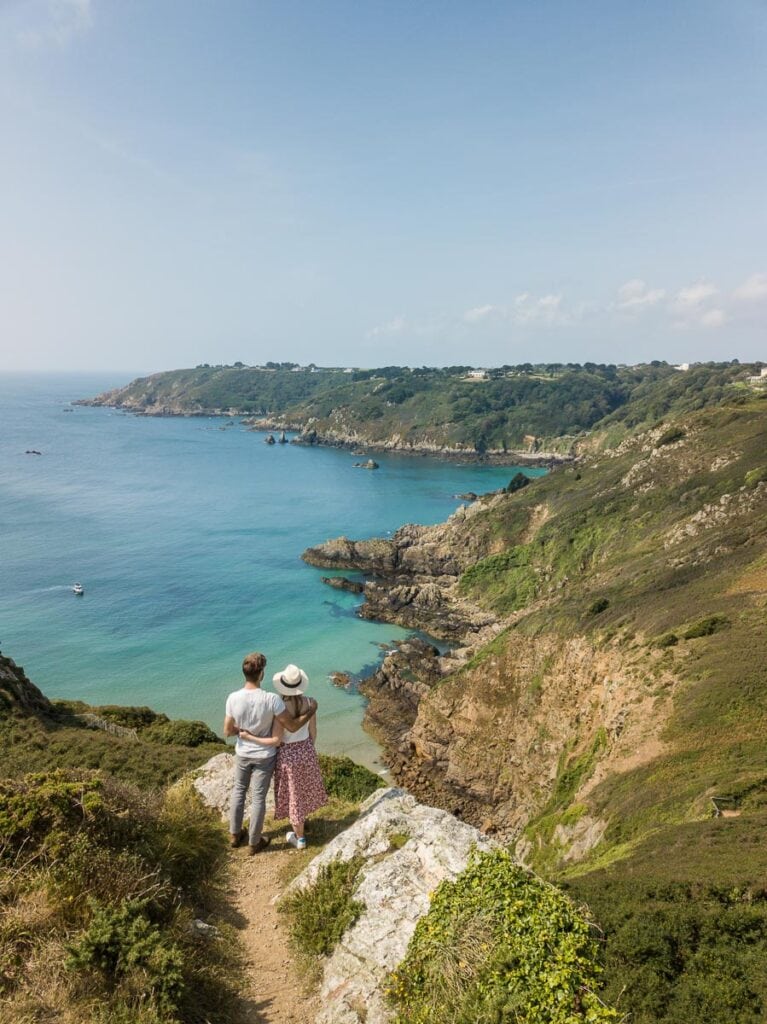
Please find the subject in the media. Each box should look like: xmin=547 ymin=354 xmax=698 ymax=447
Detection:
xmin=304 ymin=495 xmax=506 ymax=579
xmin=193 ymin=751 xmax=275 ymax=819
xmin=359 ymin=638 xmax=443 ymax=753
xmin=0 ymin=654 xmax=53 ymax=717
xmin=321 ymin=576 xmax=365 ymax=594
xmin=288 ymin=787 xmax=496 ymax=1024
xmin=304 ymin=499 xmax=510 ymax=644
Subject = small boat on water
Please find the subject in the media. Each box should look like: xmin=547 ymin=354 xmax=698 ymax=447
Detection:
xmin=72 ymin=582 xmax=84 ymax=596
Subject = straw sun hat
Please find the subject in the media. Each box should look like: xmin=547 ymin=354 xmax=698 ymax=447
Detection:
xmin=272 ymin=663 xmax=309 ymax=696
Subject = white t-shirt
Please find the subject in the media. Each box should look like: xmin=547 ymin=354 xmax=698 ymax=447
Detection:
xmin=225 ymin=687 xmax=286 ymax=760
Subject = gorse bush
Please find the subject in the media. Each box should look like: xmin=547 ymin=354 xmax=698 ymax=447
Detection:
xmin=388 ymin=849 xmax=618 ymax=1024
xmin=568 ymin=875 xmax=767 ymax=1024
xmin=683 ymin=615 xmax=730 ymax=639
xmin=0 ymin=769 xmax=238 ymax=1024
xmin=67 ymin=899 xmax=185 ymax=1016
xmin=143 ymin=719 xmax=221 ymax=747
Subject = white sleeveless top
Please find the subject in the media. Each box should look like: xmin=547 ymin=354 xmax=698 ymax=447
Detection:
xmin=282 ymin=697 xmax=311 ymax=744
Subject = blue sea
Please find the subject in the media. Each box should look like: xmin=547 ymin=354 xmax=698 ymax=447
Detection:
xmin=0 ymin=374 xmax=544 ymax=769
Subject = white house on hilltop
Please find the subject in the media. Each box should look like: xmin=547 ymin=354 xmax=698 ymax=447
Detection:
xmin=747 ymin=367 xmax=767 ymax=383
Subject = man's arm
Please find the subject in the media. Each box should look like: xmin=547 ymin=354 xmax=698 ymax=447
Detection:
xmin=275 ymin=698 xmax=317 ymax=733
xmin=223 ymin=714 xmax=239 ymax=738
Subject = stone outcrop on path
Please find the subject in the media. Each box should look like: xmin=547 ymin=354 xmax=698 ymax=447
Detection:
xmin=288 ymin=787 xmax=495 ymax=1024
xmin=193 ymin=751 xmax=275 ymax=819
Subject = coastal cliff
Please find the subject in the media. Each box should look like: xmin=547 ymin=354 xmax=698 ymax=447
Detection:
xmin=80 ymin=360 xmax=760 ymax=461
xmin=303 ymin=394 xmax=767 ymax=878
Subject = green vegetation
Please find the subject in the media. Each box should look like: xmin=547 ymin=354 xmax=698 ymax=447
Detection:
xmin=682 ymin=615 xmax=730 ymax=639
xmin=388 ymin=848 xmax=617 ymax=1023
xmin=317 ymin=752 xmax=385 ymax=802
xmin=89 ymin=361 xmax=761 ymax=454
xmin=745 ymin=465 xmax=767 ymax=488
xmin=506 ymin=471 xmax=530 ymax=493
xmin=280 ymin=855 xmax=365 ymax=959
xmin=0 ymin=770 xmax=238 ymax=1024
xmin=565 ymin=812 xmax=767 ymax=1024
xmin=0 ymin=680 xmax=226 ymax=789
xmin=458 ymin=545 xmax=538 ymax=612
xmin=408 ymin=385 xmax=767 ymax=1020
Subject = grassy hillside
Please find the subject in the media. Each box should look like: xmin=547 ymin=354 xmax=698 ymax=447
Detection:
xmin=0 ymin=654 xmax=387 ymax=1023
xmin=83 ymin=360 xmax=765 ymax=453
xmin=0 ymin=654 xmax=228 ymax=788
xmin=419 ymin=387 xmax=767 ymax=1021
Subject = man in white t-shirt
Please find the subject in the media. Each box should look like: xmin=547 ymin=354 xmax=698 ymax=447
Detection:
xmin=223 ymin=650 xmax=318 ymax=853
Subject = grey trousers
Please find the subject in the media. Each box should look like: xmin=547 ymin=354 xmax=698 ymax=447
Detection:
xmin=229 ymin=755 xmax=275 ymax=844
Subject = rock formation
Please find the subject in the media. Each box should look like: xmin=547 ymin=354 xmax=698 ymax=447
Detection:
xmin=320 ymin=576 xmax=365 ymax=594
xmin=288 ymin=787 xmax=495 ymax=1024
xmin=0 ymin=654 xmax=53 ymax=716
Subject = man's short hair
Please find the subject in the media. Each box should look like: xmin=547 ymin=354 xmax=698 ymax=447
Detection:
xmin=242 ymin=652 xmax=267 ymax=682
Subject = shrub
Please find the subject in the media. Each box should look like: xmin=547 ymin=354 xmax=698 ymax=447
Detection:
xmin=388 ymin=849 xmax=618 ymax=1023
xmin=0 ymin=770 xmax=104 ymax=860
xmin=144 ymin=720 xmax=222 ymax=747
xmin=656 ymin=632 xmax=679 ymax=648
xmin=0 ymin=769 xmax=239 ymax=1023
xmin=280 ymin=855 xmax=365 ymax=958
xmin=745 ymin=466 xmax=767 ymax=489
xmin=67 ymin=899 xmax=185 ymax=1016
xmin=683 ymin=616 xmax=730 ymax=640
xmin=317 ymin=754 xmax=385 ymax=802
xmin=568 ymin=876 xmax=767 ymax=1024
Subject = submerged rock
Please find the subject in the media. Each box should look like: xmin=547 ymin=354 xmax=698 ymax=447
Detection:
xmin=321 ymin=575 xmax=365 ymax=594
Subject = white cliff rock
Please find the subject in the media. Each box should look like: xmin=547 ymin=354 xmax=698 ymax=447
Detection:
xmin=193 ymin=752 xmax=274 ymax=821
xmin=288 ymin=787 xmax=496 ymax=1024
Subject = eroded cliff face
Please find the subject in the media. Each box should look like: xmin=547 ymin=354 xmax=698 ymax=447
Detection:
xmin=371 ymin=632 xmax=673 ymax=851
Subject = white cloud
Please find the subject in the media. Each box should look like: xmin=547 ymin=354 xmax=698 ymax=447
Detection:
xmin=17 ymin=0 xmax=93 ymax=49
xmin=463 ymin=304 xmax=504 ymax=323
xmin=512 ymin=293 xmax=568 ymax=326
xmin=616 ymin=279 xmax=666 ymax=309
xmin=674 ymin=281 xmax=718 ymax=308
xmin=700 ymin=309 xmax=727 ymax=328
xmin=733 ymin=273 xmax=767 ymax=302
xmin=366 ymin=316 xmax=406 ymax=338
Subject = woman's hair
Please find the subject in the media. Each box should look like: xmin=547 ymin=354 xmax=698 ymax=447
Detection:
xmin=284 ymin=694 xmax=308 ymax=720
xmin=242 ymin=651 xmax=266 ymax=682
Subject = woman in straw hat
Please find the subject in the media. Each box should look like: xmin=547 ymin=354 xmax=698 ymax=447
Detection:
xmin=271 ymin=664 xmax=328 ymax=849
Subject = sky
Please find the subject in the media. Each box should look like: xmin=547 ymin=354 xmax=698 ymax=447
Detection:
xmin=1 ymin=0 xmax=766 ymax=373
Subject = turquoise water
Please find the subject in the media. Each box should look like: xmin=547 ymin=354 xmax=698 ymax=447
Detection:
xmin=0 ymin=374 xmax=544 ymax=769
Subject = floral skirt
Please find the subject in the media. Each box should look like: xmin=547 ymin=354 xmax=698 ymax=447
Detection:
xmin=273 ymin=738 xmax=329 ymax=824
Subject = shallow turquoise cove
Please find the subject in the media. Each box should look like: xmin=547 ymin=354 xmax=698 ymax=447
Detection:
xmin=0 ymin=374 xmax=545 ymax=769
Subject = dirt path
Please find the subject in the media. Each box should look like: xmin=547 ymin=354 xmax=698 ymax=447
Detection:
xmin=226 ymin=836 xmax=320 ymax=1024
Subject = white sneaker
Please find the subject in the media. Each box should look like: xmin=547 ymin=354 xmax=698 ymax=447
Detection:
xmin=296 ymin=837 xmax=307 ymax=850
xmin=286 ymin=831 xmax=297 ymax=847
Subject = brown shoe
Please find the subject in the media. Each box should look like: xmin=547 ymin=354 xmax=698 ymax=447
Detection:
xmin=230 ymin=829 xmax=247 ymax=849
xmin=248 ymin=836 xmax=271 ymax=855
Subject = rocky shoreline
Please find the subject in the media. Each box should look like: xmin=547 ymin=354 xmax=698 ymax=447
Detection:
xmin=253 ymin=418 xmax=570 ymax=466
xmin=77 ymin=396 xmax=571 ymax=465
